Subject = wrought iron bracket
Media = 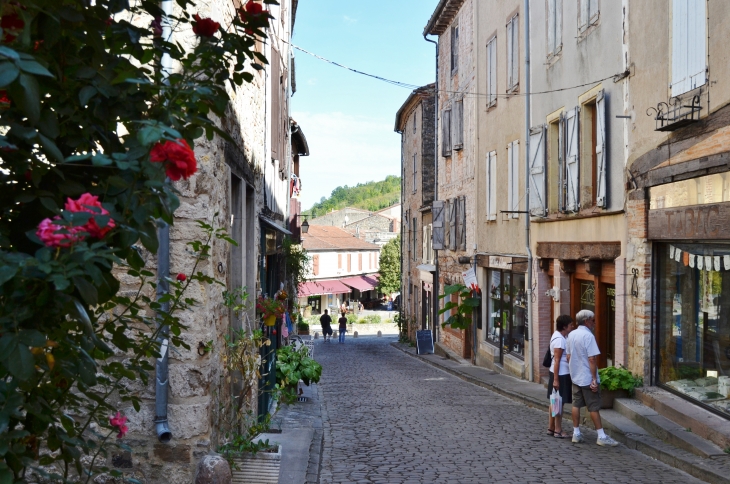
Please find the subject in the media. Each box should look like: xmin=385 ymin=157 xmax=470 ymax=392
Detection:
xmin=647 ymin=94 xmax=702 ymax=132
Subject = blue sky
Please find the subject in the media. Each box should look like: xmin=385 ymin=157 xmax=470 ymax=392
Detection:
xmin=291 ymin=0 xmax=437 ymax=210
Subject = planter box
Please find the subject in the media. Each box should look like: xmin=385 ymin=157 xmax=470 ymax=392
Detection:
xmin=231 ymin=444 xmax=281 ymax=483
xmin=297 ymin=329 xmax=309 ymax=335
xmin=601 ymin=389 xmax=630 ymax=409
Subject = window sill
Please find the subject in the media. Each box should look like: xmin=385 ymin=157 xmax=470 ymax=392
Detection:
xmin=532 ymin=208 xmax=624 ymax=223
xmin=507 ymin=85 xmax=520 ymax=95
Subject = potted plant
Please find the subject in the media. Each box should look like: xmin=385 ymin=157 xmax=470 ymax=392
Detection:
xmin=296 ymin=320 xmax=310 ymax=335
xmin=598 ymin=366 xmax=643 ymax=408
xmin=276 ymin=344 xmax=322 ymax=402
xmin=256 ymin=295 xmax=285 ymax=327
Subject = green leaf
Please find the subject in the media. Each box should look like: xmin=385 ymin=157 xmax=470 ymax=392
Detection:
xmin=38 ymin=109 xmax=60 ymax=138
xmin=13 ymin=73 xmax=41 ymax=123
xmin=0 ymin=62 xmax=19 ymax=87
xmin=78 ymin=86 xmax=97 ymax=106
xmin=7 ymin=344 xmax=34 ymax=381
xmin=38 ymin=133 xmax=64 ymax=162
xmin=0 ymin=46 xmax=19 ymax=60
xmin=73 ymin=276 xmax=99 ymax=306
xmin=17 ymin=60 xmax=54 ymax=78
xmin=18 ymin=330 xmax=46 ymax=347
xmin=0 ymin=467 xmax=13 ymax=484
xmin=0 ymin=265 xmax=16 ymax=286
xmin=137 ymin=125 xmax=163 ymax=146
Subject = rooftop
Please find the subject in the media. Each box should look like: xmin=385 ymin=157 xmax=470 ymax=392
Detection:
xmin=302 ymin=225 xmax=381 ymax=252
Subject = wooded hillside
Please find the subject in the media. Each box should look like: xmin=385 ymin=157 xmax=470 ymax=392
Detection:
xmin=305 ymin=175 xmax=401 ymax=216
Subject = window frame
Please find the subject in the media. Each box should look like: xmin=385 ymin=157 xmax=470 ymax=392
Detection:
xmin=507 ymin=14 xmax=520 ymax=92
xmin=451 ymin=24 xmax=459 ymax=75
xmin=579 ymin=0 xmax=599 ymax=33
xmin=671 ymin=0 xmax=707 ymax=97
xmin=486 ymin=35 xmax=497 ymax=107
xmin=547 ymin=0 xmax=563 ymax=57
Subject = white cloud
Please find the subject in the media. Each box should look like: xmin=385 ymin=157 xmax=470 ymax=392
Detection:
xmin=292 ymin=111 xmax=400 ymax=210
xmin=307 ymin=78 xmax=318 ymax=85
xmin=343 ymin=15 xmax=357 ymax=24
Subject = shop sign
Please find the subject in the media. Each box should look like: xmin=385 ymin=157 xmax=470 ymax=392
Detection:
xmin=648 ymin=202 xmax=730 ymax=240
xmin=489 ymin=256 xmax=512 ymax=270
xmin=461 ymin=267 xmax=479 ymax=291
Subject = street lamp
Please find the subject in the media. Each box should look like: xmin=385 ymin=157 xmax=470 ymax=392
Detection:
xmin=301 ymin=218 xmax=309 ymax=234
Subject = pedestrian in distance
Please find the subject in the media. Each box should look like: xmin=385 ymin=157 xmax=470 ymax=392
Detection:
xmin=338 ymin=311 xmax=348 ymax=343
xmin=320 ymin=309 xmax=333 ymax=342
xmin=547 ymin=314 xmax=575 ymax=439
xmin=566 ymin=309 xmax=619 ymax=447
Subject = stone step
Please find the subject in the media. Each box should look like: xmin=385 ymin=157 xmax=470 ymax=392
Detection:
xmin=613 ymin=398 xmax=728 ymax=458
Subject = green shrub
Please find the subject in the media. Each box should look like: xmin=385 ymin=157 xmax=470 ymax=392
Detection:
xmin=598 ymin=366 xmax=643 ymax=395
xmin=357 ymin=319 xmax=367 ymax=324
xmin=364 ymin=314 xmax=382 ymax=324
xmin=346 ymin=313 xmax=358 ymax=324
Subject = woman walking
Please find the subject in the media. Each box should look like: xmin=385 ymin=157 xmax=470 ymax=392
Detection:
xmin=547 ymin=314 xmax=574 ymax=439
xmin=338 ymin=312 xmax=348 ymax=343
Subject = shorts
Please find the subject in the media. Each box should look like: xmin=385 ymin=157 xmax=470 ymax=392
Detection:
xmin=546 ymin=372 xmax=573 ymax=404
xmin=322 ymin=326 xmax=333 ymax=336
xmin=572 ymin=383 xmax=602 ymax=412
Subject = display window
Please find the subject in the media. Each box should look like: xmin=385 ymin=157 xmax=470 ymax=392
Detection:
xmin=485 ymin=269 xmax=526 ymax=359
xmin=657 ymin=243 xmax=730 ymax=415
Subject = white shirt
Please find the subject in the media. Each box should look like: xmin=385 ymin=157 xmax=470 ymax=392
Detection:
xmin=566 ymin=325 xmax=601 ymax=387
xmin=549 ymin=331 xmax=569 ymax=376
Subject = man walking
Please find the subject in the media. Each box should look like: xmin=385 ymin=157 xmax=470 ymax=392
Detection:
xmin=320 ymin=309 xmax=333 ymax=342
xmin=566 ymin=310 xmax=619 ymax=447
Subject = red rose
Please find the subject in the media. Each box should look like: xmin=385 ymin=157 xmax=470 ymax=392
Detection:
xmin=192 ymin=14 xmax=219 ymax=37
xmin=1 ymin=12 xmax=23 ymax=43
xmin=245 ymin=1 xmax=264 ymax=15
xmin=151 ymin=16 xmax=163 ymax=37
xmin=150 ymin=139 xmax=197 ymax=181
xmin=176 ymin=273 xmax=186 ymax=282
xmin=0 ymin=90 xmax=10 ymax=108
xmin=64 ymin=193 xmax=116 ymax=238
xmin=36 ymin=217 xmax=84 ymax=248
xmin=109 ymin=412 xmax=128 ymax=439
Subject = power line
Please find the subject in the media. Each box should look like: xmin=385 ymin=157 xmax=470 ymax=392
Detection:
xmin=288 ymin=40 xmax=623 ymax=99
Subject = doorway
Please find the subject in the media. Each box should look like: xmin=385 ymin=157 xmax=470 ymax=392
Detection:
xmin=570 ymin=263 xmax=616 ymax=368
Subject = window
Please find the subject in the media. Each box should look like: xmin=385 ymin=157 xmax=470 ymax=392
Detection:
xmin=312 ymin=254 xmax=320 ymax=276
xmin=453 ymin=99 xmax=464 ymax=151
xmin=547 ymin=0 xmax=562 ymax=56
xmin=486 ymin=151 xmax=497 ymax=221
xmin=547 ymin=118 xmax=562 ymax=213
xmin=451 ymin=24 xmax=459 ymax=74
xmin=563 ymin=107 xmax=580 ymax=212
xmin=485 ymin=269 xmax=527 ymax=357
xmin=579 ymin=0 xmax=599 ymax=32
xmin=528 ymin=125 xmax=547 ymax=216
xmin=413 ymin=112 xmax=417 ymax=133
xmin=338 ymin=253 xmax=342 ymax=269
xmin=432 ymin=200 xmax=445 ymax=250
xmin=422 ymin=224 xmax=433 ymax=264
xmin=442 ymin=109 xmax=452 ymax=157
xmin=486 ymin=36 xmax=497 ymax=107
xmin=358 ymin=253 xmax=362 ymax=271
xmin=671 ymin=0 xmax=706 ymax=97
xmin=412 ymin=217 xmax=417 ymax=260
xmin=413 ymin=153 xmax=417 ymax=192
xmin=578 ymin=89 xmax=606 ymax=209
xmin=347 ymin=253 xmax=351 ymax=272
xmin=507 ymin=14 xmax=519 ymax=91
xmin=507 ymin=140 xmax=520 ymax=219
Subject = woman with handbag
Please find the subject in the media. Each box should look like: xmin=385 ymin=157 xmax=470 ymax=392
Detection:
xmin=547 ymin=314 xmax=575 ymax=439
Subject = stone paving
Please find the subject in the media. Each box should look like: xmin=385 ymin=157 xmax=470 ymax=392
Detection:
xmin=314 ymin=336 xmax=705 ymax=484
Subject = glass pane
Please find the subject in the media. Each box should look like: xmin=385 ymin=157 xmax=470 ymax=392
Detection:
xmin=487 ymin=270 xmax=502 ymax=344
xmin=658 ymin=243 xmax=730 ymax=415
xmin=606 ymin=285 xmax=616 ymax=367
xmin=580 ymin=280 xmax=595 ymax=312
xmin=511 ymin=273 xmax=527 ymax=356
xmin=503 ymin=273 xmax=512 ymax=355
xmin=649 ymin=172 xmax=730 ymax=209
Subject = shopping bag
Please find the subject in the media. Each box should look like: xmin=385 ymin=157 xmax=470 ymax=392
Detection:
xmin=550 ymin=389 xmax=563 ymax=417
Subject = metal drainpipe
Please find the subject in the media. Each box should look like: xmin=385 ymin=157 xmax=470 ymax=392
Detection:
xmin=424 ymin=33 xmax=438 ymax=346
xmin=524 ymin=0 xmax=534 ymax=383
xmin=154 ymin=0 xmax=173 ymax=443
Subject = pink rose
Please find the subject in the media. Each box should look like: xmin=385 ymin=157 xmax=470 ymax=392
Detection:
xmin=109 ymin=412 xmax=128 ymax=439
xmin=36 ymin=217 xmax=83 ymax=248
xmin=64 ymin=193 xmax=115 ymax=238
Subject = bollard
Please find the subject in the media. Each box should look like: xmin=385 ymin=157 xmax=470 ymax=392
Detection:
xmin=314 ymin=332 xmax=319 ymax=339
xmin=377 ymin=331 xmax=382 ymax=337
xmin=353 ymin=331 xmax=358 ymax=338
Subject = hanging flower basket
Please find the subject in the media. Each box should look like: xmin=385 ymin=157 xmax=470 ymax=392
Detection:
xmin=264 ymin=315 xmax=277 ymax=327
xmin=256 ymin=296 xmax=285 ymax=325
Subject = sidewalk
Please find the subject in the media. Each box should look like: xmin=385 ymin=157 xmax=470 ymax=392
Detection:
xmin=391 ymin=341 xmax=730 ymax=484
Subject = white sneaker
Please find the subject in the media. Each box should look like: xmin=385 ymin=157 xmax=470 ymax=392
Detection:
xmin=572 ymin=433 xmax=584 ymax=443
xmin=597 ymin=435 xmax=619 ymax=447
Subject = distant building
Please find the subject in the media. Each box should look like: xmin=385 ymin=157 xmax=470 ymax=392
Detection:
xmin=299 ymin=225 xmax=381 ymax=314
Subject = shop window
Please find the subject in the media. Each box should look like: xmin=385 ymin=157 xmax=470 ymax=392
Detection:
xmin=485 ymin=269 xmax=526 ymax=358
xmin=657 ymin=243 xmax=730 ymax=416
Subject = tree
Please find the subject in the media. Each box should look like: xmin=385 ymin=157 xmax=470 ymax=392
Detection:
xmin=377 ymin=235 xmax=401 ymax=296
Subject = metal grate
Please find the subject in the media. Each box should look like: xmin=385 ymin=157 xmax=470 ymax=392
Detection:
xmin=647 ymin=94 xmax=702 ymax=132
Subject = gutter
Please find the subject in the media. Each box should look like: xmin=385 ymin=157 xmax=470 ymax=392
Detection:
xmin=154 ymin=0 xmax=173 ymax=443
xmin=523 ymin=0 xmax=534 ymax=383
xmin=423 ymin=33 xmax=438 ymax=345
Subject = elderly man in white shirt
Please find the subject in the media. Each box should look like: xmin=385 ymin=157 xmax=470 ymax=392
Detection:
xmin=566 ymin=309 xmax=619 ymax=447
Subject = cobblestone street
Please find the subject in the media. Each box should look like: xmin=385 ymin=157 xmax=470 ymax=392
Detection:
xmin=314 ymin=336 xmax=704 ymax=484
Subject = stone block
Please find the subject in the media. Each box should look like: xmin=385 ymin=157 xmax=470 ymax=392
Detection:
xmin=195 ymin=454 xmax=232 ymax=484
xmin=169 ymin=362 xmax=212 ymax=398
xmin=154 ymin=443 xmax=191 ymax=463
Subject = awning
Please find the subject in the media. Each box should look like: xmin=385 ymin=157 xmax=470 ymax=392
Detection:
xmin=340 ymin=274 xmax=379 ymax=292
xmin=259 ymin=215 xmax=292 ymax=235
xmin=298 ymin=279 xmax=352 ymax=297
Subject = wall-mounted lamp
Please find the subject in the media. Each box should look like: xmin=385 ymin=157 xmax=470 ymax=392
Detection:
xmin=294 ymin=214 xmax=309 ymax=234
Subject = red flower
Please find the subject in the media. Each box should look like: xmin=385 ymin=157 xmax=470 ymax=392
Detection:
xmin=150 ymin=139 xmax=197 ymax=181
xmin=105 ymin=17 xmax=114 ymax=27
xmin=176 ymin=273 xmax=186 ymax=282
xmin=109 ymin=412 xmax=128 ymax=439
xmin=64 ymin=193 xmax=116 ymax=238
xmin=151 ymin=16 xmax=163 ymax=37
xmin=1 ymin=12 xmax=23 ymax=43
xmin=36 ymin=217 xmax=83 ymax=248
xmin=33 ymin=39 xmax=43 ymax=51
xmin=192 ymin=14 xmax=219 ymax=37
xmin=245 ymin=1 xmax=264 ymax=15
xmin=0 ymin=90 xmax=10 ymax=108
xmin=239 ymin=1 xmax=267 ymax=26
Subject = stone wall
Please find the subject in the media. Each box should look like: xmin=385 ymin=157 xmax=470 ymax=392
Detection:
xmin=310 ymin=208 xmax=372 ymax=228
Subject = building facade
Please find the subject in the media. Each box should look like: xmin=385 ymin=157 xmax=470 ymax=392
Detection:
xmin=396 ymin=84 xmax=436 ymax=340
xmin=425 ymin=0 xmax=478 ymax=359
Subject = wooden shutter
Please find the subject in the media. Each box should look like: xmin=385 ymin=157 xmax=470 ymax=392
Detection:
xmin=595 ymin=90 xmax=607 ymax=208
xmin=270 ymin=48 xmax=281 ymax=160
xmin=487 ymin=37 xmax=497 ymax=106
xmin=488 ymin=151 xmax=497 ymax=220
xmin=442 ymin=109 xmax=452 ymax=156
xmin=580 ymin=0 xmax=589 ymax=30
xmin=507 ymin=19 xmax=514 ymax=89
xmin=338 ymin=253 xmax=342 ymax=269
xmin=422 ymin=225 xmax=427 ymax=263
xmin=432 ymin=200 xmax=444 ymax=250
xmin=451 ymin=25 xmax=459 ymax=72
xmin=556 ymin=0 xmax=562 ymax=50
xmin=359 ymin=253 xmax=362 ymax=271
xmin=412 ymin=217 xmax=417 ymax=259
xmin=589 ymin=0 xmax=599 ymax=21
xmin=509 ymin=141 xmax=520 ymax=218
xmin=455 ymin=197 xmax=462 ymax=250
xmin=313 ymin=254 xmax=320 ymax=276
xmin=671 ymin=0 xmax=688 ymax=96
xmin=687 ymin=0 xmax=706 ymax=91
xmin=529 ymin=125 xmax=547 ymax=216
xmin=347 ymin=254 xmax=351 ymax=272
xmin=548 ymin=0 xmax=556 ymax=53
xmin=453 ymin=99 xmax=463 ymax=150
xmin=449 ymin=198 xmax=457 ymax=250
xmin=459 ymin=196 xmax=466 ymax=250
xmin=511 ymin=16 xmax=519 ymax=89
xmin=565 ymin=107 xmax=580 ymax=212
xmin=558 ymin=113 xmax=565 ymax=212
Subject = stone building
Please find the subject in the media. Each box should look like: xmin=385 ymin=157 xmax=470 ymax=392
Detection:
xmin=469 ymin=0 xmax=530 ymax=379
xmin=395 ymin=84 xmax=436 ymax=341
xmin=425 ymin=0 xmax=477 ymax=359
xmin=110 ymin=1 xmax=303 ymax=482
xmin=626 ymin=0 xmax=730 ymax=420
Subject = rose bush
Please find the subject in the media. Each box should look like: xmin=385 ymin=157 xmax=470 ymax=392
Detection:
xmin=0 ymin=0 xmax=275 ymax=481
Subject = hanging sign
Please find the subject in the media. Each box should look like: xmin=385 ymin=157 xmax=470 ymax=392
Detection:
xmin=461 ymin=267 xmax=479 ymax=292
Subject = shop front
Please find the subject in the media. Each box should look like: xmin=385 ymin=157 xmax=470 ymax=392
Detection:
xmin=649 ymin=174 xmax=730 ymax=416
xmin=477 ymin=255 xmax=528 ymax=378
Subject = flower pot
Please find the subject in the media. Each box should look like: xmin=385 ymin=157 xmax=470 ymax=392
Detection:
xmin=297 ymin=329 xmax=309 ymax=335
xmin=600 ymin=389 xmax=630 ymax=409
xmin=264 ymin=315 xmax=276 ymax=327
xmin=230 ymin=444 xmax=281 ymax=483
